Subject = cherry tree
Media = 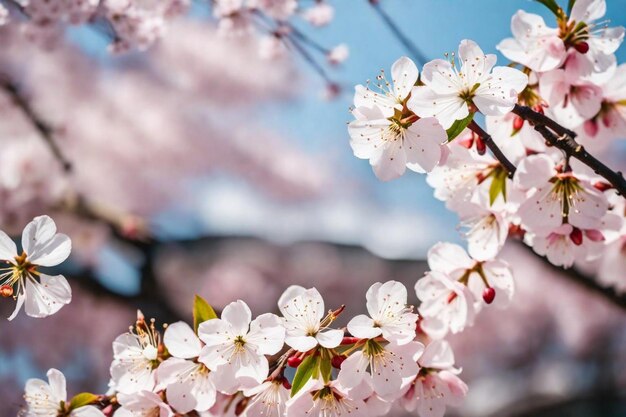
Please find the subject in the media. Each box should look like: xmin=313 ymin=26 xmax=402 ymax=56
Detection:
xmin=4 ymin=0 xmax=626 ymax=417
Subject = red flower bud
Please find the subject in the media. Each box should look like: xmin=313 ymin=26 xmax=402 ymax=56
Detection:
xmin=475 ymin=136 xmax=486 ymax=155
xmin=593 ymin=181 xmax=612 ymax=192
xmin=331 ymin=355 xmax=346 ymax=369
xmin=0 ymin=285 xmax=13 ymax=298
xmin=574 ymin=41 xmax=590 ymax=54
xmin=341 ymin=337 xmax=360 ymax=345
xmin=282 ymin=378 xmax=292 ymax=390
xmin=482 ymin=287 xmax=496 ymax=304
xmin=570 ymin=227 xmax=583 ymax=246
xmin=287 ymin=356 xmax=303 ymax=368
xmin=512 ymin=116 xmax=524 ymax=130
xmin=446 ymin=291 xmax=458 ymax=304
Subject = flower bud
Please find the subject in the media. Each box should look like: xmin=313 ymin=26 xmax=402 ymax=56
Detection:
xmin=482 ymin=287 xmax=496 ymax=304
xmin=570 ymin=227 xmax=583 ymax=246
xmin=0 ymin=285 xmax=13 ymax=298
xmin=594 ymin=181 xmax=612 ymax=192
xmin=282 ymin=378 xmax=292 ymax=390
xmin=512 ymin=116 xmax=524 ymax=130
xmin=331 ymin=355 xmax=346 ymax=369
xmin=584 ymin=119 xmax=599 ymax=137
xmin=574 ymin=42 xmax=589 ymax=54
xmin=475 ymin=136 xmax=486 ymax=155
xmin=287 ymin=355 xmax=303 ymax=368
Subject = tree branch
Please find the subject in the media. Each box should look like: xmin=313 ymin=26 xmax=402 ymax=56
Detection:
xmin=469 ymin=120 xmax=517 ymax=178
xmin=0 ymin=74 xmax=73 ymax=172
xmin=518 ymin=242 xmax=626 ymax=311
xmin=368 ymin=0 xmax=428 ymax=65
xmin=512 ymin=105 xmax=626 ymax=196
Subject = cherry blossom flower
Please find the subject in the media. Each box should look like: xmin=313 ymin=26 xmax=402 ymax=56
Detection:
xmin=539 ymin=68 xmax=603 ymax=128
xmin=457 ymin=203 xmax=509 ymax=261
xmin=400 ymin=341 xmax=467 ymax=417
xmin=241 ymin=379 xmax=290 ymax=417
xmin=415 ymin=271 xmax=475 ymax=339
xmin=408 ymin=39 xmax=528 ymax=129
xmin=157 ymin=321 xmax=216 ymax=413
xmin=278 ymin=286 xmax=343 ymax=352
xmin=286 ymin=379 xmax=368 ymax=417
xmin=498 ymin=1 xmax=624 ymax=75
xmin=109 ymin=315 xmax=161 ymax=395
xmin=566 ymin=0 xmax=625 ymax=74
xmin=116 ymin=391 xmax=173 ymax=417
xmin=497 ymin=10 xmax=566 ymax=72
xmin=24 ymin=369 xmax=104 ymax=417
xmin=248 ymin=0 xmax=297 ymax=21
xmin=585 ymin=63 xmax=626 ymax=142
xmin=302 ymin=2 xmax=334 ymax=27
xmin=0 ymin=215 xmax=72 ymax=320
xmin=327 ymin=44 xmax=349 ymax=66
xmin=348 ymin=56 xmax=446 ymax=180
xmin=347 ymin=280 xmax=418 ymax=345
xmin=337 ymin=340 xmax=423 ymax=399
xmin=198 ymin=300 xmax=285 ymax=392
xmin=427 ymin=242 xmax=515 ymax=310
xmin=515 ymin=154 xmax=609 ymax=233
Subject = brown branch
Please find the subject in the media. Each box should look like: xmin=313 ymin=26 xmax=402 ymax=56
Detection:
xmin=518 ymin=242 xmax=626 ymax=311
xmin=512 ymin=104 xmax=626 ymax=196
xmin=0 ymin=74 xmax=73 ymax=172
xmin=469 ymin=120 xmax=517 ymax=178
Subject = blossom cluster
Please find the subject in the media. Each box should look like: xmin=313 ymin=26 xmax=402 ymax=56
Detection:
xmin=211 ymin=0 xmax=348 ymax=67
xmin=0 ymin=0 xmax=346 ymax=63
xmin=0 ymin=0 xmax=189 ymax=51
xmin=23 ymin=282 xmax=469 ymax=417
xmin=348 ymin=0 xmax=626 ymax=290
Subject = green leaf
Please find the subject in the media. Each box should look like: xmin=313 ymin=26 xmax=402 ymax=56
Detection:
xmin=319 ymin=358 xmax=332 ymax=384
xmin=534 ymin=0 xmax=562 ymax=16
xmin=193 ymin=295 xmax=218 ymax=333
xmin=446 ymin=113 xmax=474 ymax=142
xmin=291 ymin=355 xmax=319 ymax=397
xmin=489 ymin=169 xmax=508 ymax=206
xmin=69 ymin=393 xmax=99 ymax=410
xmin=567 ymin=0 xmax=576 ymax=15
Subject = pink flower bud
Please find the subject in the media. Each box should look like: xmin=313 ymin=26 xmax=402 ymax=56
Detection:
xmin=585 ymin=229 xmax=605 ymax=242
xmin=584 ymin=119 xmax=599 ymax=137
xmin=512 ymin=116 xmax=524 ymax=130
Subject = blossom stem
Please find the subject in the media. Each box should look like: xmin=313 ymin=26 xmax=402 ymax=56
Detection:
xmin=368 ymin=0 xmax=428 ymax=65
xmin=0 ymin=74 xmax=72 ymax=172
xmin=468 ymin=121 xmax=517 ymax=178
xmin=513 ymin=105 xmax=626 ymax=197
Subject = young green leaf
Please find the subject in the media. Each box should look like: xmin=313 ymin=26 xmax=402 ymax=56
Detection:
xmin=489 ymin=169 xmax=508 ymax=206
xmin=193 ymin=294 xmax=218 ymax=333
xmin=534 ymin=0 xmax=562 ymax=16
xmin=291 ymin=355 xmax=319 ymax=397
xmin=69 ymin=393 xmax=99 ymax=410
xmin=446 ymin=113 xmax=474 ymax=142
xmin=319 ymin=358 xmax=332 ymax=383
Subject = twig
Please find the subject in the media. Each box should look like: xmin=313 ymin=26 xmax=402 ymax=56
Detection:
xmin=468 ymin=120 xmax=517 ymax=178
xmin=519 ymin=242 xmax=626 ymax=311
xmin=513 ymin=105 xmax=626 ymax=196
xmin=368 ymin=0 xmax=428 ymax=65
xmin=0 ymin=75 xmax=73 ymax=172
